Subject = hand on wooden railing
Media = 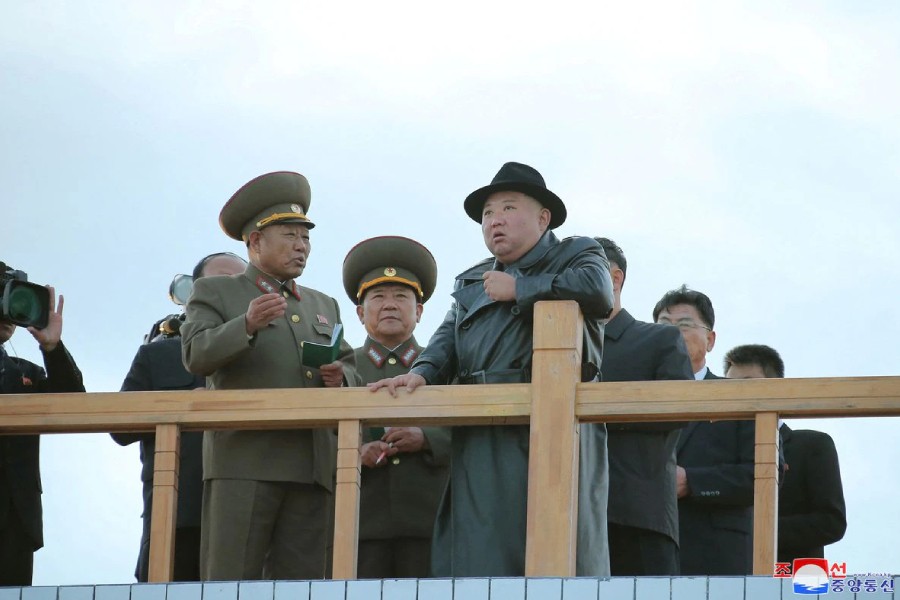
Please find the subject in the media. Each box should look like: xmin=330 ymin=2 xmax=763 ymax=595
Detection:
xmin=368 ymin=372 xmax=426 ymax=396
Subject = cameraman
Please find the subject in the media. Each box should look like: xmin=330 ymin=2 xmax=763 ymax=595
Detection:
xmin=1 ymin=287 xmax=84 ymax=586
xmin=112 ymin=252 xmax=245 ymax=582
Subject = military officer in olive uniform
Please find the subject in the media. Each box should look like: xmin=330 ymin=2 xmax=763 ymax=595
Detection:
xmin=342 ymin=236 xmax=450 ymax=578
xmin=181 ymin=171 xmax=358 ymax=581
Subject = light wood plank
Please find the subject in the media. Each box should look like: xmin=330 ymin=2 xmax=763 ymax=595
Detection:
xmin=332 ymin=419 xmax=361 ymax=580
xmin=147 ymin=424 xmax=179 ymax=582
xmin=752 ymin=412 xmax=779 ymax=575
xmin=525 ymin=301 xmax=582 ymax=576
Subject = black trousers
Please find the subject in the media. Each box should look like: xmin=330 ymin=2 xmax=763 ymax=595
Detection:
xmin=0 ymin=512 xmax=34 ymax=586
xmin=137 ymin=526 xmax=201 ymax=582
xmin=608 ymin=522 xmax=679 ymax=576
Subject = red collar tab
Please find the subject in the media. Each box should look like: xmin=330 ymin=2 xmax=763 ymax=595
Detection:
xmin=367 ymin=345 xmax=386 ymax=368
xmin=255 ymin=276 xmax=278 ymax=295
xmin=399 ymin=345 xmax=419 ymax=367
xmin=287 ymin=281 xmax=302 ymax=301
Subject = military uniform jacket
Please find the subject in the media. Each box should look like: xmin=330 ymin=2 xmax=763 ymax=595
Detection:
xmin=181 ymin=264 xmax=358 ymax=490
xmin=600 ymin=309 xmax=692 ymax=543
xmin=0 ymin=342 xmax=84 ymax=549
xmin=410 ymin=232 xmax=614 ymax=577
xmin=354 ymin=336 xmax=450 ymax=540
xmin=113 ymin=337 xmax=206 ymax=529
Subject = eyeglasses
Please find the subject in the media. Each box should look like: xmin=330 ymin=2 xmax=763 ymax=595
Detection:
xmin=658 ymin=318 xmax=711 ymax=332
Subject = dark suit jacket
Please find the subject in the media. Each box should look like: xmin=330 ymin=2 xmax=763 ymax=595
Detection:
xmin=676 ymin=369 xmax=756 ymax=575
xmin=778 ymin=424 xmax=846 ymax=562
xmin=600 ymin=309 xmax=692 ymax=543
xmin=0 ymin=342 xmax=84 ymax=550
xmin=112 ymin=337 xmax=205 ymax=572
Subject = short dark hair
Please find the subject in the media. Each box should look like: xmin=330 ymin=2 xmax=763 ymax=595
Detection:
xmin=723 ymin=344 xmax=785 ymax=378
xmin=594 ymin=237 xmax=626 ymax=284
xmin=652 ymin=284 xmax=715 ymax=329
xmin=192 ymin=252 xmax=246 ymax=281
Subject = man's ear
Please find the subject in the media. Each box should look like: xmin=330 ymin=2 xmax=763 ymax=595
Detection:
xmin=415 ymin=303 xmax=424 ymax=323
xmin=706 ymin=330 xmax=717 ymax=353
xmin=356 ymin=303 xmax=365 ymax=324
xmin=538 ymin=207 xmax=551 ymax=231
xmin=247 ymin=230 xmax=262 ymax=254
xmin=610 ymin=266 xmax=625 ymax=293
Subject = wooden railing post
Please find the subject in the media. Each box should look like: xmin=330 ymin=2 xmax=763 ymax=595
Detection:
xmin=525 ymin=301 xmax=583 ymax=576
xmin=332 ymin=419 xmax=362 ymax=579
xmin=148 ymin=423 xmax=179 ymax=582
xmin=752 ymin=412 xmax=780 ymax=575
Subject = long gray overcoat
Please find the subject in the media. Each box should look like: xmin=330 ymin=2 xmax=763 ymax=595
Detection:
xmin=410 ymin=231 xmax=614 ymax=577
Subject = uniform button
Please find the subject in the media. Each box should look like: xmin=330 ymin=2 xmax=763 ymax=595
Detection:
xmin=387 ymin=357 xmax=397 ymax=365
xmin=511 ymin=305 xmax=521 ymax=316
xmin=283 ymin=291 xmax=289 ymax=298
xmin=461 ymin=322 xmax=471 ymax=330
xmin=306 ymin=370 xmax=313 ymax=379
xmin=391 ymin=457 xmax=400 ymax=465
xmin=291 ymin=315 xmax=300 ymax=323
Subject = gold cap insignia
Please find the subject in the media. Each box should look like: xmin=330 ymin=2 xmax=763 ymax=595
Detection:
xmin=384 ymin=267 xmax=397 ymax=277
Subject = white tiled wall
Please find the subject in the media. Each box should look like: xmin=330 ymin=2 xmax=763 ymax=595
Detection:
xmin=1 ymin=576 xmax=896 ymax=600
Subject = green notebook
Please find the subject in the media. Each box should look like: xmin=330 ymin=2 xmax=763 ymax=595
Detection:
xmin=302 ymin=323 xmax=343 ymax=368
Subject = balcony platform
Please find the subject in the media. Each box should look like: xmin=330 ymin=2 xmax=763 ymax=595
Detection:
xmin=3 ymin=576 xmax=897 ymax=600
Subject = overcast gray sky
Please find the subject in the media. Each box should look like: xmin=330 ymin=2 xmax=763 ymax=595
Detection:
xmin=2 ymin=0 xmax=899 ymax=585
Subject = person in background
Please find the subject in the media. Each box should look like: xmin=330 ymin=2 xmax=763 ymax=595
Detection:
xmin=723 ymin=343 xmax=846 ymax=564
xmin=595 ymin=238 xmax=691 ymax=575
xmin=113 ymin=252 xmax=246 ymax=582
xmin=653 ymin=285 xmax=755 ymax=575
xmin=1 ymin=287 xmax=84 ymax=586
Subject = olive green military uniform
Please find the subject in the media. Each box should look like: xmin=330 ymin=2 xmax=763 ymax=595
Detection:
xmin=342 ymin=235 xmax=448 ymax=578
xmin=354 ymin=336 xmax=450 ymax=578
xmin=181 ymin=171 xmax=358 ymax=581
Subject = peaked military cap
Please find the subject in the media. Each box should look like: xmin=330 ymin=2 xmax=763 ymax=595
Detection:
xmin=220 ymin=171 xmax=316 ymax=241
xmin=463 ymin=161 xmax=567 ymax=229
xmin=342 ymin=236 xmax=437 ymax=305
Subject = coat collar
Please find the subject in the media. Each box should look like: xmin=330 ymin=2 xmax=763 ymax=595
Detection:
xmin=244 ymin=263 xmax=301 ymax=300
xmin=363 ymin=336 xmax=420 ymax=368
xmin=604 ymin=308 xmax=634 ymax=341
xmin=780 ymin=422 xmax=793 ymax=442
xmin=455 ymin=230 xmax=560 ymax=281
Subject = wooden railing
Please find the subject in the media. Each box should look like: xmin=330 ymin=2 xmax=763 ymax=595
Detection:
xmin=2 ymin=301 xmax=899 ymax=581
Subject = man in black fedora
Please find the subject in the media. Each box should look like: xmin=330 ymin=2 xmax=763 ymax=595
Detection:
xmin=370 ymin=162 xmax=614 ymax=576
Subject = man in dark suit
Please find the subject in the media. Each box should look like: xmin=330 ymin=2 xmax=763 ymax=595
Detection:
xmin=113 ymin=252 xmax=246 ymax=582
xmin=342 ymin=235 xmax=450 ymax=578
xmin=723 ymin=344 xmax=846 ymax=563
xmin=653 ymin=285 xmax=755 ymax=575
xmin=595 ymin=238 xmax=693 ymax=575
xmin=1 ymin=287 xmax=84 ymax=586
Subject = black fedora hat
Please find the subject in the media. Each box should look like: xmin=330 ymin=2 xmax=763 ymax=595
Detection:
xmin=463 ymin=162 xmax=567 ymax=229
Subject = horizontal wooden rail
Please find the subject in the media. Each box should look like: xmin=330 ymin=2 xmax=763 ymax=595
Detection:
xmin=3 ymin=377 xmax=900 ymax=435
xmin=2 ymin=300 xmax=899 ymax=581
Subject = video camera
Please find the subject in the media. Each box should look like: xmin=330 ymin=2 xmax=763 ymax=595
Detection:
xmin=0 ymin=262 xmax=51 ymax=329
